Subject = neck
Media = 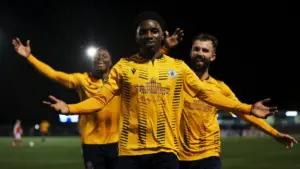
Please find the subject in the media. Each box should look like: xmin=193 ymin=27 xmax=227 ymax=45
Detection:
xmin=140 ymin=48 xmax=162 ymax=60
xmin=195 ymin=68 xmax=209 ymax=80
xmin=91 ymin=69 xmax=110 ymax=80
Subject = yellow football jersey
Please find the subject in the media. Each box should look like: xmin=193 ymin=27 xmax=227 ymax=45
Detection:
xmin=28 ymin=54 xmax=120 ymax=144
xmin=178 ymin=76 xmax=278 ymax=161
xmin=68 ymin=54 xmax=253 ymax=156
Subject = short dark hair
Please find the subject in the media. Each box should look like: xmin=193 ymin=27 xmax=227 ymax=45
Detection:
xmin=95 ymin=46 xmax=113 ymax=65
xmin=134 ymin=11 xmax=166 ymax=31
xmin=192 ymin=33 xmax=218 ymax=50
xmin=95 ymin=46 xmax=110 ymax=56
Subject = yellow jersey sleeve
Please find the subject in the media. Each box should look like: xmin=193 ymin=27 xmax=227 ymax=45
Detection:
xmin=67 ymin=59 xmax=123 ymax=114
xmin=27 ymin=54 xmax=80 ymax=88
xmin=181 ymin=62 xmax=252 ymax=114
xmin=220 ymin=82 xmax=279 ymax=136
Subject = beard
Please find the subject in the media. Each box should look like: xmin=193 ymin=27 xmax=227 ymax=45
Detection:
xmin=191 ymin=57 xmax=211 ymax=73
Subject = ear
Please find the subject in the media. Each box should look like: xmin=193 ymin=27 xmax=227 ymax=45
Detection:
xmin=210 ymin=54 xmax=216 ymax=61
xmin=135 ymin=27 xmax=140 ymax=43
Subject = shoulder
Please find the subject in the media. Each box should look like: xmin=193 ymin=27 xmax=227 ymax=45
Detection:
xmin=164 ymin=55 xmax=185 ymax=64
xmin=213 ymin=77 xmax=226 ymax=87
xmin=208 ymin=77 xmax=230 ymax=94
xmin=67 ymin=72 xmax=86 ymax=84
xmin=123 ymin=54 xmax=146 ymax=63
xmin=72 ymin=72 xmax=85 ymax=79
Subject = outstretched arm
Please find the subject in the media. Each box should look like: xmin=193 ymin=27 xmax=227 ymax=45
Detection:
xmin=12 ymin=38 xmax=79 ymax=88
xmin=43 ymin=86 xmax=115 ymax=114
xmin=42 ymin=59 xmax=123 ymax=114
xmin=221 ymin=82 xmax=297 ymax=149
xmin=182 ymin=62 xmax=277 ymax=118
xmin=220 ymin=82 xmax=279 ymax=136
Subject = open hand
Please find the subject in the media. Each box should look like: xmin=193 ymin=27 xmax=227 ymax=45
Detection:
xmin=43 ymin=95 xmax=69 ymax=114
xmin=275 ymin=132 xmax=298 ymax=149
xmin=250 ymin=98 xmax=278 ymax=118
xmin=12 ymin=38 xmax=31 ymax=58
xmin=164 ymin=28 xmax=184 ymax=48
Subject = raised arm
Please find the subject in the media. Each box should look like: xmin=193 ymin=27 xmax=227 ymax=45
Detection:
xmin=12 ymin=38 xmax=79 ymax=88
xmin=42 ymin=59 xmax=123 ymax=114
xmin=161 ymin=28 xmax=184 ymax=54
xmin=182 ymin=62 xmax=277 ymax=118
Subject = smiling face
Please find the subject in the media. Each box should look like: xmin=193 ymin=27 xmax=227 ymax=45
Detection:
xmin=92 ymin=48 xmax=112 ymax=72
xmin=190 ymin=39 xmax=216 ymax=72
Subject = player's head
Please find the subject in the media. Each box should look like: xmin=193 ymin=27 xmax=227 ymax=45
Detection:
xmin=16 ymin=119 xmax=21 ymax=124
xmin=190 ymin=33 xmax=218 ymax=72
xmin=92 ymin=47 xmax=112 ymax=72
xmin=135 ymin=11 xmax=166 ymax=56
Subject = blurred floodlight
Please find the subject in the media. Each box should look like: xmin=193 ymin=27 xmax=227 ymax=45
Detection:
xmin=86 ymin=46 xmax=97 ymax=58
xmin=286 ymin=111 xmax=298 ymax=117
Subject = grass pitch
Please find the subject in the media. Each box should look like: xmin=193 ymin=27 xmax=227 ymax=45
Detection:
xmin=0 ymin=136 xmax=299 ymax=169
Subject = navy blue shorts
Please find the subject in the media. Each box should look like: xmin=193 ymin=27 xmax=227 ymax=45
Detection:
xmin=82 ymin=142 xmax=118 ymax=169
xmin=117 ymin=152 xmax=179 ymax=169
xmin=179 ymin=156 xmax=221 ymax=169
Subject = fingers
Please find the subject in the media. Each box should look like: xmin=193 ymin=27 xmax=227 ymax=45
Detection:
xmin=260 ymin=98 xmax=271 ymax=104
xmin=165 ymin=31 xmax=169 ymax=38
xmin=12 ymin=39 xmax=18 ymax=47
xmin=268 ymin=107 xmax=278 ymax=111
xmin=258 ymin=110 xmax=275 ymax=119
xmin=264 ymin=106 xmax=278 ymax=113
xmin=285 ymin=140 xmax=294 ymax=149
xmin=262 ymin=112 xmax=274 ymax=119
xmin=294 ymin=138 xmax=298 ymax=144
xmin=16 ymin=38 xmax=23 ymax=46
xmin=42 ymin=101 xmax=51 ymax=105
xmin=48 ymin=95 xmax=60 ymax=103
xmin=260 ymin=104 xmax=278 ymax=112
xmin=259 ymin=98 xmax=278 ymax=112
xmin=285 ymin=135 xmax=298 ymax=144
xmin=27 ymin=40 xmax=30 ymax=47
xmin=178 ymin=31 xmax=184 ymax=41
xmin=12 ymin=40 xmax=20 ymax=51
xmin=278 ymin=134 xmax=298 ymax=149
xmin=42 ymin=100 xmax=57 ymax=111
xmin=178 ymin=29 xmax=184 ymax=36
xmin=173 ymin=28 xmax=184 ymax=40
xmin=171 ymin=28 xmax=179 ymax=35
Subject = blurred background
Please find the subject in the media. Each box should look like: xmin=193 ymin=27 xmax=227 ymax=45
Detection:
xmin=0 ymin=1 xmax=297 ymax=169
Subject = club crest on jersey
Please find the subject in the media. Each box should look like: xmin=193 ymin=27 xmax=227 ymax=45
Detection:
xmin=168 ymin=70 xmax=177 ymax=78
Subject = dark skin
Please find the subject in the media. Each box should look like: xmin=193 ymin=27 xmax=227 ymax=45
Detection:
xmin=12 ymin=38 xmax=112 ymax=82
xmin=136 ymin=20 xmax=164 ymax=61
xmin=42 ymin=20 xmax=278 ymax=120
xmin=91 ymin=48 xmax=112 ymax=81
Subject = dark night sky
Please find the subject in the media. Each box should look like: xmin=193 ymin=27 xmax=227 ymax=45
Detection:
xmin=0 ymin=1 xmax=294 ymax=125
